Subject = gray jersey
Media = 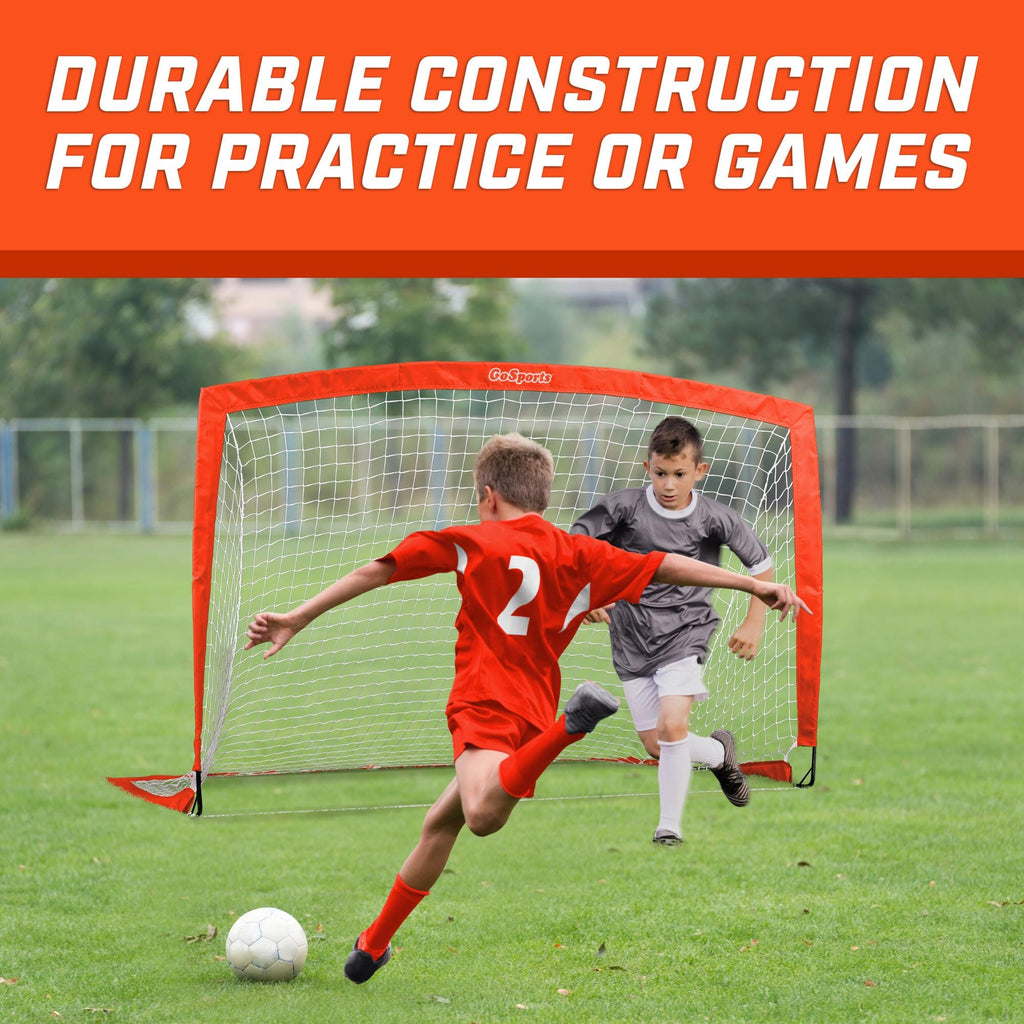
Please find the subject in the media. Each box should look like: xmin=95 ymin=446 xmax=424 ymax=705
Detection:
xmin=571 ymin=486 xmax=772 ymax=679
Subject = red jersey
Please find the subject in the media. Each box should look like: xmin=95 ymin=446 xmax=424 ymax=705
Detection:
xmin=382 ymin=514 xmax=665 ymax=730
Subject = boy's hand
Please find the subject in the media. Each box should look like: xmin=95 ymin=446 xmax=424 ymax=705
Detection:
xmin=727 ymin=620 xmax=762 ymax=661
xmin=752 ymin=581 xmax=811 ymax=621
xmin=244 ymin=611 xmax=301 ymax=658
xmin=583 ymin=604 xmax=614 ymax=625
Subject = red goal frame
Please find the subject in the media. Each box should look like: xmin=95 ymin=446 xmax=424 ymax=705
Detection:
xmin=109 ymin=362 xmax=822 ymax=813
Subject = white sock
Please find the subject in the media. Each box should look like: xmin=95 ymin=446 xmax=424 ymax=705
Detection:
xmin=688 ymin=732 xmax=725 ymax=768
xmin=656 ymin=737 xmax=691 ymax=837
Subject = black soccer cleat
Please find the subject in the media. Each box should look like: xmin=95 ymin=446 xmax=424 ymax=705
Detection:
xmin=344 ymin=938 xmax=391 ymax=984
xmin=563 ymin=681 xmax=620 ymax=734
xmin=709 ymin=729 xmax=750 ymax=807
xmin=652 ymin=828 xmax=685 ymax=846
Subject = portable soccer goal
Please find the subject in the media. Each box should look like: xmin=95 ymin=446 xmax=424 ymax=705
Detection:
xmin=108 ymin=362 xmax=823 ymax=814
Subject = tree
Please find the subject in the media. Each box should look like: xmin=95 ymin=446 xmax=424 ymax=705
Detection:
xmin=642 ymin=279 xmax=1024 ymax=523
xmin=317 ymin=279 xmax=526 ymax=366
xmin=0 ymin=278 xmax=238 ymax=417
xmin=511 ymin=280 xmax=573 ymax=365
xmin=0 ymin=278 xmax=239 ymax=518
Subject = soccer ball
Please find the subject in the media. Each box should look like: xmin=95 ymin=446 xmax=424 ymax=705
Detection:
xmin=224 ymin=907 xmax=308 ymax=981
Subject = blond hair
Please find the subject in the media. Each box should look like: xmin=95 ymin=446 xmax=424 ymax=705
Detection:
xmin=473 ymin=433 xmax=553 ymax=513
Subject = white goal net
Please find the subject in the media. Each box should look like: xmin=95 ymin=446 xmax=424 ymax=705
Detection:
xmin=198 ymin=371 xmax=812 ymax=786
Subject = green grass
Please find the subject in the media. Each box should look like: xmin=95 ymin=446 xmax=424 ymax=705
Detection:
xmin=2 ymin=535 xmax=1022 ymax=1023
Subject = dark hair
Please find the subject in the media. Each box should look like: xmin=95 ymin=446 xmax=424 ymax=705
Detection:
xmin=648 ymin=417 xmax=704 ymax=462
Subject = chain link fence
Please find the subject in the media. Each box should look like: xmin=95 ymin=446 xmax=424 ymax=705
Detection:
xmin=2 ymin=414 xmax=1023 ymax=538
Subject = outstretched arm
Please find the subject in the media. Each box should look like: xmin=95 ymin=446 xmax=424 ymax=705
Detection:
xmin=653 ymin=553 xmax=810 ymax=620
xmin=244 ymin=558 xmax=395 ymax=658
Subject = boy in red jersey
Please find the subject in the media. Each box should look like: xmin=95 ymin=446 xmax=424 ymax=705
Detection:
xmin=244 ymin=433 xmax=808 ymax=984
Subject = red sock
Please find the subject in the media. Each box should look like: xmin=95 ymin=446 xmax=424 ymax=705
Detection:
xmin=360 ymin=874 xmax=430 ymax=959
xmin=498 ymin=714 xmax=582 ymax=799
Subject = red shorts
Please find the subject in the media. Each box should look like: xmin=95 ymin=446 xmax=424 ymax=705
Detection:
xmin=447 ymin=702 xmax=544 ymax=798
xmin=447 ymin=701 xmax=543 ymax=760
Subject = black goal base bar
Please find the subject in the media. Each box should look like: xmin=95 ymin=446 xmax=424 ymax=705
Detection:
xmin=796 ymin=747 xmax=817 ymax=788
xmin=183 ymin=750 xmax=817 ymax=817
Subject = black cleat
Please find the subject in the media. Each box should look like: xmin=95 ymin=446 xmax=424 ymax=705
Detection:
xmin=652 ymin=828 xmax=685 ymax=846
xmin=344 ymin=938 xmax=391 ymax=984
xmin=564 ymin=681 xmax=620 ymax=734
xmin=709 ymin=729 xmax=750 ymax=807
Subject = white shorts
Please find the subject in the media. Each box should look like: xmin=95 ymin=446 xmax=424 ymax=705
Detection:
xmin=620 ymin=656 xmax=709 ymax=733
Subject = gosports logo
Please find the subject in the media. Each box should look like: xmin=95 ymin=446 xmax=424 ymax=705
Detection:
xmin=488 ymin=367 xmax=553 ymax=385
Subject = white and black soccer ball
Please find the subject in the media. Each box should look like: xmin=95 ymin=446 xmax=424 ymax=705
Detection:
xmin=225 ymin=907 xmax=308 ymax=981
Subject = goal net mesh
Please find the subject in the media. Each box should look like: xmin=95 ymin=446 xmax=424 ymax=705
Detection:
xmin=203 ymin=386 xmax=800 ymax=778
xmin=108 ymin=362 xmax=821 ymax=813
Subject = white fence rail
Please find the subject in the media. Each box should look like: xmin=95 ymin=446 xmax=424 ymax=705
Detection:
xmin=0 ymin=417 xmax=197 ymax=533
xmin=816 ymin=414 xmax=1024 ymax=538
xmin=2 ymin=414 xmax=1023 ymax=538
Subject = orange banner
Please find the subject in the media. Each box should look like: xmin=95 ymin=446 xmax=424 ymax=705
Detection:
xmin=2 ymin=0 xmax=1020 ymax=274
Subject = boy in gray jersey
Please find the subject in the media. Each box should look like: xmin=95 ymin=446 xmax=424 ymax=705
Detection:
xmin=571 ymin=417 xmax=775 ymax=845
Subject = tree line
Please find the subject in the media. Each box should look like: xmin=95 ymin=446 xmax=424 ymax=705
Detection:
xmin=2 ymin=277 xmax=1021 ymax=522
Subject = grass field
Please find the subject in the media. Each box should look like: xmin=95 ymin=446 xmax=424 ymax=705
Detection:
xmin=2 ymin=535 xmax=1022 ymax=1023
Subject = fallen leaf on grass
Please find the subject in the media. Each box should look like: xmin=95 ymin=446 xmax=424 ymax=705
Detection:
xmin=183 ymin=925 xmax=217 ymax=943
xmin=427 ymin=995 xmax=451 ymax=1004
xmin=557 ymin=989 xmax=570 ymax=996
xmin=0 ymin=978 xmax=18 ymax=985
xmin=864 ymin=979 xmax=877 ymax=987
